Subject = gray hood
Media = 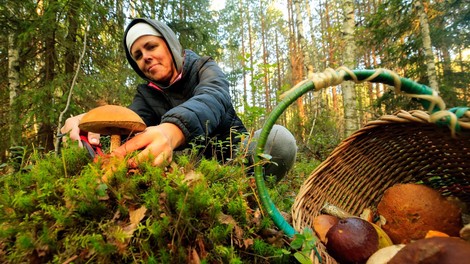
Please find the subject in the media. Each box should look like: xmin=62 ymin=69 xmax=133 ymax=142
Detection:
xmin=123 ymin=18 xmax=184 ymax=87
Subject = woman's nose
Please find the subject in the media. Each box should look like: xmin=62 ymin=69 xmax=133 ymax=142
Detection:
xmin=142 ymin=52 xmax=152 ymax=63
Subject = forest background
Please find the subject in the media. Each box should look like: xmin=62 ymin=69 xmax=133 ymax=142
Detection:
xmin=0 ymin=0 xmax=468 ymax=166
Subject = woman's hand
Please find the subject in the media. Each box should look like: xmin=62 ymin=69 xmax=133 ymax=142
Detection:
xmin=112 ymin=123 xmax=185 ymax=167
xmin=60 ymin=113 xmax=100 ymax=147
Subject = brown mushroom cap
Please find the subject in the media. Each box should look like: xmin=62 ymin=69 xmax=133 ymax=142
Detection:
xmin=326 ymin=217 xmax=379 ymax=264
xmin=79 ymin=105 xmax=146 ymax=135
xmin=377 ymin=183 xmax=462 ymax=244
xmin=388 ymin=237 xmax=470 ymax=264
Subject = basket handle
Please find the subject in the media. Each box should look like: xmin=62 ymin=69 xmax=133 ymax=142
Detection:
xmin=253 ymin=67 xmax=455 ymax=239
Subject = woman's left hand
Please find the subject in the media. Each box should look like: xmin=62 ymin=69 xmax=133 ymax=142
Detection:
xmin=112 ymin=123 xmax=185 ymax=167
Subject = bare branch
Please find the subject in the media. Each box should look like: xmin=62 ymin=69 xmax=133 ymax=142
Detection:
xmin=54 ymin=25 xmax=89 ymax=154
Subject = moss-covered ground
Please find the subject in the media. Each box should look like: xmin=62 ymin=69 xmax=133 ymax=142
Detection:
xmin=0 ymin=144 xmax=321 ymax=263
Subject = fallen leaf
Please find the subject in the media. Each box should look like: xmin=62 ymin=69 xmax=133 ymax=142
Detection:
xmin=251 ymin=208 xmax=261 ymax=227
xmin=243 ymin=238 xmax=254 ymax=249
xmin=121 ymin=206 xmax=148 ymax=238
xmin=183 ymin=170 xmax=203 ymax=185
xmin=188 ymin=248 xmax=201 ymax=264
xmin=218 ymin=213 xmax=244 ymax=239
xmin=196 ymin=235 xmax=207 ymax=259
xmin=130 ymin=206 xmax=147 ymax=226
xmin=218 ymin=212 xmax=237 ymax=225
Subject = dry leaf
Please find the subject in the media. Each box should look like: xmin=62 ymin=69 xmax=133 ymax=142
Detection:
xmin=251 ymin=208 xmax=261 ymax=227
xmin=218 ymin=213 xmax=244 ymax=239
xmin=130 ymin=206 xmax=147 ymax=225
xmin=183 ymin=170 xmax=203 ymax=184
xmin=120 ymin=206 xmax=148 ymax=238
xmin=188 ymin=248 xmax=201 ymax=264
xmin=196 ymin=235 xmax=208 ymax=259
xmin=218 ymin=213 xmax=237 ymax=225
xmin=243 ymin=238 xmax=254 ymax=249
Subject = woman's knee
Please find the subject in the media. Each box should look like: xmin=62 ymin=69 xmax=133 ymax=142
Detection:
xmin=247 ymin=125 xmax=297 ymax=182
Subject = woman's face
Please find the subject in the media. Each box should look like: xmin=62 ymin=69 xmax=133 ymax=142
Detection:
xmin=131 ymin=35 xmax=178 ymax=85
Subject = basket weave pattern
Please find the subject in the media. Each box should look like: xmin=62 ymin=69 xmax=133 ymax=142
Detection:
xmin=292 ymin=110 xmax=470 ymax=263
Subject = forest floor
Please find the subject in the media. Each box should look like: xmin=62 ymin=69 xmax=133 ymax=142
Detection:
xmin=0 ymin=143 xmax=321 ymax=263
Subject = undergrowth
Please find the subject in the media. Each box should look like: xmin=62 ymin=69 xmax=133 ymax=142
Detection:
xmin=0 ymin=144 xmax=320 ymax=263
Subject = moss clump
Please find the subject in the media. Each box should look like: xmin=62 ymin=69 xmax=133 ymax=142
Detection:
xmin=0 ymin=144 xmax=299 ymax=263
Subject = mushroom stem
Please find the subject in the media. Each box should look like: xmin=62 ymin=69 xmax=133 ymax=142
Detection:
xmin=110 ymin=135 xmax=122 ymax=152
xmin=321 ymin=202 xmax=354 ymax=219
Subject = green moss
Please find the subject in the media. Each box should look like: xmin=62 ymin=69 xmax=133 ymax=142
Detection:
xmin=0 ymin=143 xmax=312 ymax=263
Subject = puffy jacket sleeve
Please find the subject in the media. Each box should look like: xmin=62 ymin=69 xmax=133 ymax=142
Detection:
xmin=160 ymin=59 xmax=233 ymax=142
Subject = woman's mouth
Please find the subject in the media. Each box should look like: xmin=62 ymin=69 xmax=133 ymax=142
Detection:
xmin=147 ymin=64 xmax=157 ymax=73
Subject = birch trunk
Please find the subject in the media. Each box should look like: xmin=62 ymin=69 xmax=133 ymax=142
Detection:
xmin=8 ymin=32 xmax=21 ymax=147
xmin=415 ymin=0 xmax=439 ymax=91
xmin=341 ymin=0 xmax=359 ymax=137
xmin=239 ymin=0 xmax=248 ymax=109
xmin=248 ymin=8 xmax=255 ymax=108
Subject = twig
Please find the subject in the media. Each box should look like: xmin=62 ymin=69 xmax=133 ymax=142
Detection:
xmin=62 ymin=255 xmax=78 ymax=264
xmin=54 ymin=24 xmax=89 ymax=154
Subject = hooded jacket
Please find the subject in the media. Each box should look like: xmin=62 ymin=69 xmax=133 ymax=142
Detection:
xmin=123 ymin=18 xmax=247 ymax=159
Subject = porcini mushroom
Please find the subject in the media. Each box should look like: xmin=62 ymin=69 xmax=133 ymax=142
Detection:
xmin=79 ymin=105 xmax=146 ymax=152
xmin=377 ymin=183 xmax=462 ymax=244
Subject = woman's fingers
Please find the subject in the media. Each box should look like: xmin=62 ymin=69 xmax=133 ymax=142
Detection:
xmin=151 ymin=150 xmax=172 ymax=167
xmin=112 ymin=131 xmax=148 ymax=156
xmin=112 ymin=126 xmax=173 ymax=167
xmin=126 ymin=146 xmax=172 ymax=168
xmin=60 ymin=114 xmax=101 ymax=148
xmin=132 ymin=142 xmax=172 ymax=167
xmin=87 ymin=132 xmax=101 ymax=145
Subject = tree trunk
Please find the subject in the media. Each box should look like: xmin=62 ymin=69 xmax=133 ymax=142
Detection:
xmin=341 ymin=0 xmax=359 ymax=137
xmin=38 ymin=0 xmax=57 ymax=151
xmin=65 ymin=0 xmax=80 ymax=76
xmin=239 ymin=0 xmax=248 ymax=109
xmin=415 ymin=0 xmax=439 ymax=91
xmin=305 ymin=0 xmax=320 ymax=72
xmin=8 ymin=31 xmax=21 ymax=147
xmin=248 ymin=9 xmax=255 ymax=108
xmin=324 ymin=0 xmax=338 ymax=111
xmin=259 ymin=0 xmax=270 ymax=112
xmin=291 ymin=0 xmax=306 ymax=140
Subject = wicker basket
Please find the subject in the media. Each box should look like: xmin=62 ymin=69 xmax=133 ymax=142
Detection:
xmin=252 ymin=67 xmax=470 ymax=264
xmin=291 ymin=109 xmax=470 ymax=263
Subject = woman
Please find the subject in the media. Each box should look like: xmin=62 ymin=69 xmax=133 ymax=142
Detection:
xmin=61 ymin=18 xmax=296 ymax=181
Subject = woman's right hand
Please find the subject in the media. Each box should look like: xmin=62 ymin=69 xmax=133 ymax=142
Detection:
xmin=60 ymin=113 xmax=100 ymax=147
xmin=112 ymin=123 xmax=185 ymax=167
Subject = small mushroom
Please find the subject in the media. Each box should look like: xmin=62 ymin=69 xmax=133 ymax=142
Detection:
xmin=79 ymin=105 xmax=146 ymax=152
xmin=313 ymin=214 xmax=339 ymax=243
xmin=326 ymin=217 xmax=379 ymax=264
xmin=366 ymin=244 xmax=405 ymax=264
xmin=460 ymin=223 xmax=470 ymax=242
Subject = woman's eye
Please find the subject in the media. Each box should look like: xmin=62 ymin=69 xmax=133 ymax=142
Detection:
xmin=133 ymin=53 xmax=142 ymax=60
